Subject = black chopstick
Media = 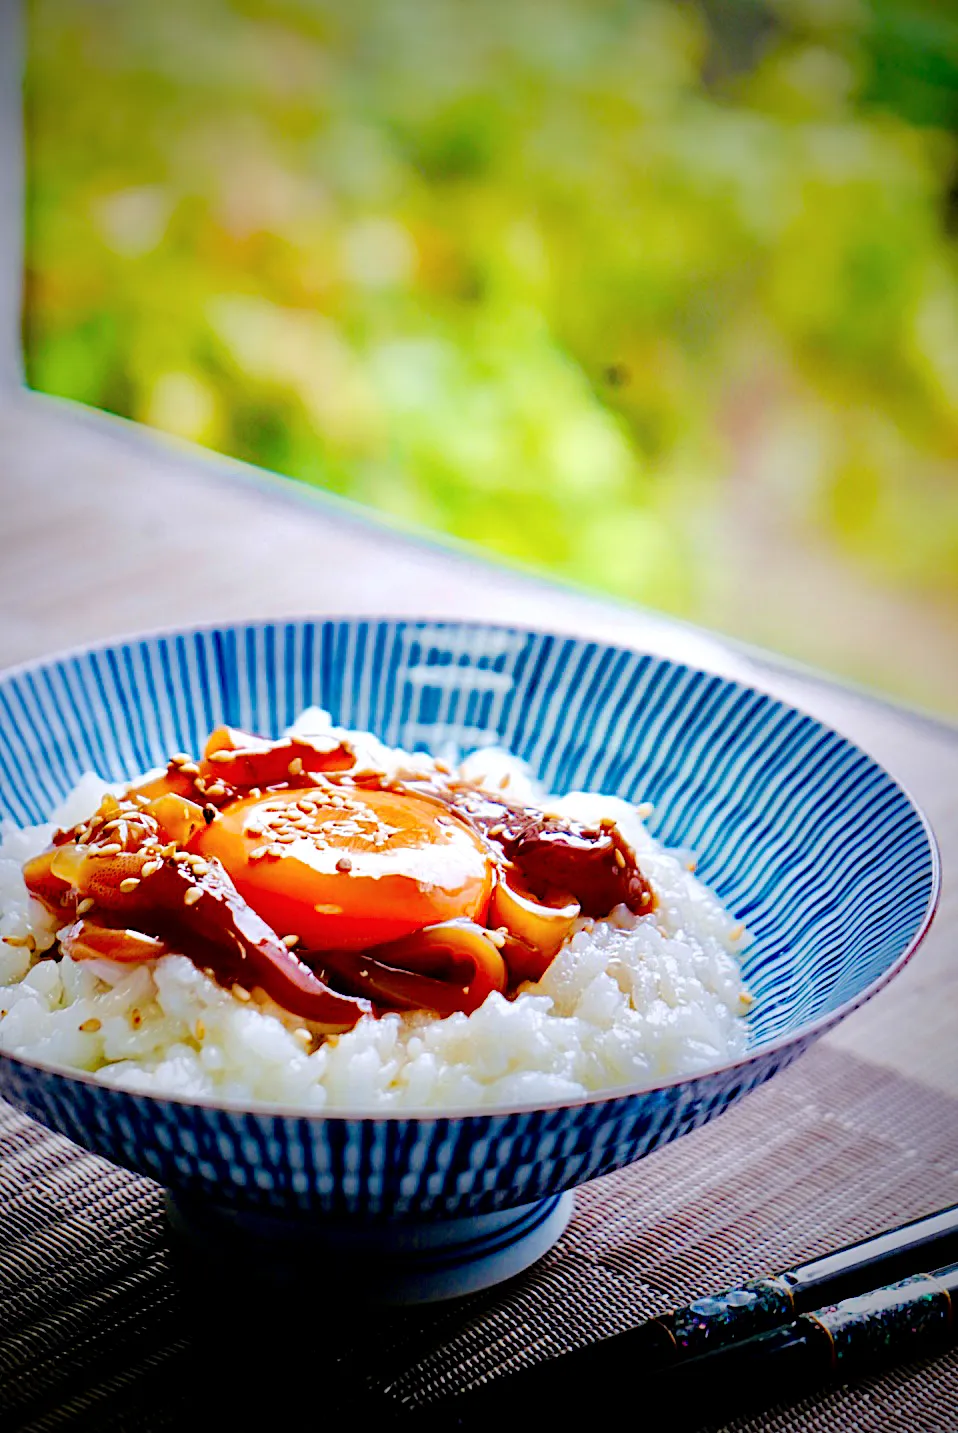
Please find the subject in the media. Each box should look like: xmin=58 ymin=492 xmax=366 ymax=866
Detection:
xmin=411 ymin=1203 xmax=958 ymax=1426
xmin=648 ymin=1256 xmax=958 ymax=1428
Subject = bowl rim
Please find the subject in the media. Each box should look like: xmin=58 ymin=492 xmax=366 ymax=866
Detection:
xmin=0 ymin=614 xmax=942 ymax=1125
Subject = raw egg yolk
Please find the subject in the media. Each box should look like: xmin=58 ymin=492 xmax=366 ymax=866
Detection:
xmin=190 ymin=786 xmax=493 ymax=951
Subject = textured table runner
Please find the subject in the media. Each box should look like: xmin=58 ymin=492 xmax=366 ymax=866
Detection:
xmin=2 ymin=1042 xmax=957 ymax=1432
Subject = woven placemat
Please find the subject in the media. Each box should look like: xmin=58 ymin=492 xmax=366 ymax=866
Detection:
xmin=2 ymin=1042 xmax=957 ymax=1432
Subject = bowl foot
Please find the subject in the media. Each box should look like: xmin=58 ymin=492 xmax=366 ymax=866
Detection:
xmin=164 ymin=1189 xmax=574 ymax=1304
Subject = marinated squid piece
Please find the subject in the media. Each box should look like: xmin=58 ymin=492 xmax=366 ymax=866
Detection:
xmin=23 ymin=813 xmax=368 ymax=1033
xmin=313 ymin=919 xmax=507 ymax=1017
xmin=59 ymin=922 xmax=168 ymax=963
xmin=488 ymin=876 xmax=580 ymax=984
xmin=127 ymin=726 xmax=357 ymax=808
xmin=199 ymin=726 xmax=357 ymax=794
xmin=443 ymin=784 xmax=655 ymax=919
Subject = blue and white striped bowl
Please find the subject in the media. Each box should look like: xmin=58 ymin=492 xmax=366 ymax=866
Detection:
xmin=0 ymin=620 xmax=939 ymax=1301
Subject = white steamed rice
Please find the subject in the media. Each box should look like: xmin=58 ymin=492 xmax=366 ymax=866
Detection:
xmin=0 ymin=710 xmax=751 ymax=1110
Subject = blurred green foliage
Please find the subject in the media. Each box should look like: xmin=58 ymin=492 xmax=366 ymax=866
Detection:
xmin=24 ymin=0 xmax=958 ymax=711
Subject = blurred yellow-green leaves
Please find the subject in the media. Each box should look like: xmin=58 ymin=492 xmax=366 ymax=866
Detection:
xmin=23 ymin=0 xmax=958 ymax=713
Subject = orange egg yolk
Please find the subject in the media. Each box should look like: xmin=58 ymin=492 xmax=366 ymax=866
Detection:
xmin=190 ymin=786 xmax=493 ymax=951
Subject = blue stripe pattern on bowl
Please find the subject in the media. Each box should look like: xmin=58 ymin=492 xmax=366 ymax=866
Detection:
xmin=0 ymin=619 xmax=938 ymax=1219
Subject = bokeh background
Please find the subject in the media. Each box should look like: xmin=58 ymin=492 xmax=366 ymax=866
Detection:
xmin=22 ymin=0 xmax=958 ymax=716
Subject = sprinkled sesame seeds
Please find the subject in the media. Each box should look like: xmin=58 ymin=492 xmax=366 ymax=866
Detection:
xmin=139 ymin=859 xmax=161 ymax=880
xmin=288 ymin=756 xmax=304 ymax=776
xmin=79 ymin=1018 xmax=101 ymax=1033
xmin=206 ymin=782 xmax=227 ymax=799
xmin=76 ymin=897 xmax=95 ymax=915
xmin=282 ymin=934 xmax=299 ymax=948
xmin=119 ymin=877 xmax=141 ymax=893
xmin=183 ymin=887 xmax=202 ymax=906
xmin=90 ymin=843 xmax=122 ymax=857
xmin=207 ymin=750 xmax=235 ymax=764
xmin=614 ymin=848 xmax=626 ymax=869
xmin=180 ymin=762 xmax=200 ymax=776
xmin=248 ymin=845 xmax=269 ymax=862
xmin=232 ymin=985 xmax=251 ymax=1002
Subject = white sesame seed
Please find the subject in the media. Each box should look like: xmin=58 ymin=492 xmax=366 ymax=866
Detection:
xmin=183 ymin=887 xmax=202 ymax=906
xmin=180 ymin=762 xmax=200 ymax=776
xmin=207 ymin=750 xmax=235 ymax=764
xmin=141 ymin=859 xmax=163 ymax=878
xmin=119 ymin=877 xmax=141 ymax=893
xmin=288 ymin=757 xmax=304 ymax=776
xmin=282 ymin=934 xmax=299 ymax=948
xmin=614 ymin=849 xmax=626 ymax=869
xmin=76 ymin=897 xmax=95 ymax=915
xmin=91 ymin=843 xmax=122 ymax=857
xmin=248 ymin=845 xmax=269 ymax=862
